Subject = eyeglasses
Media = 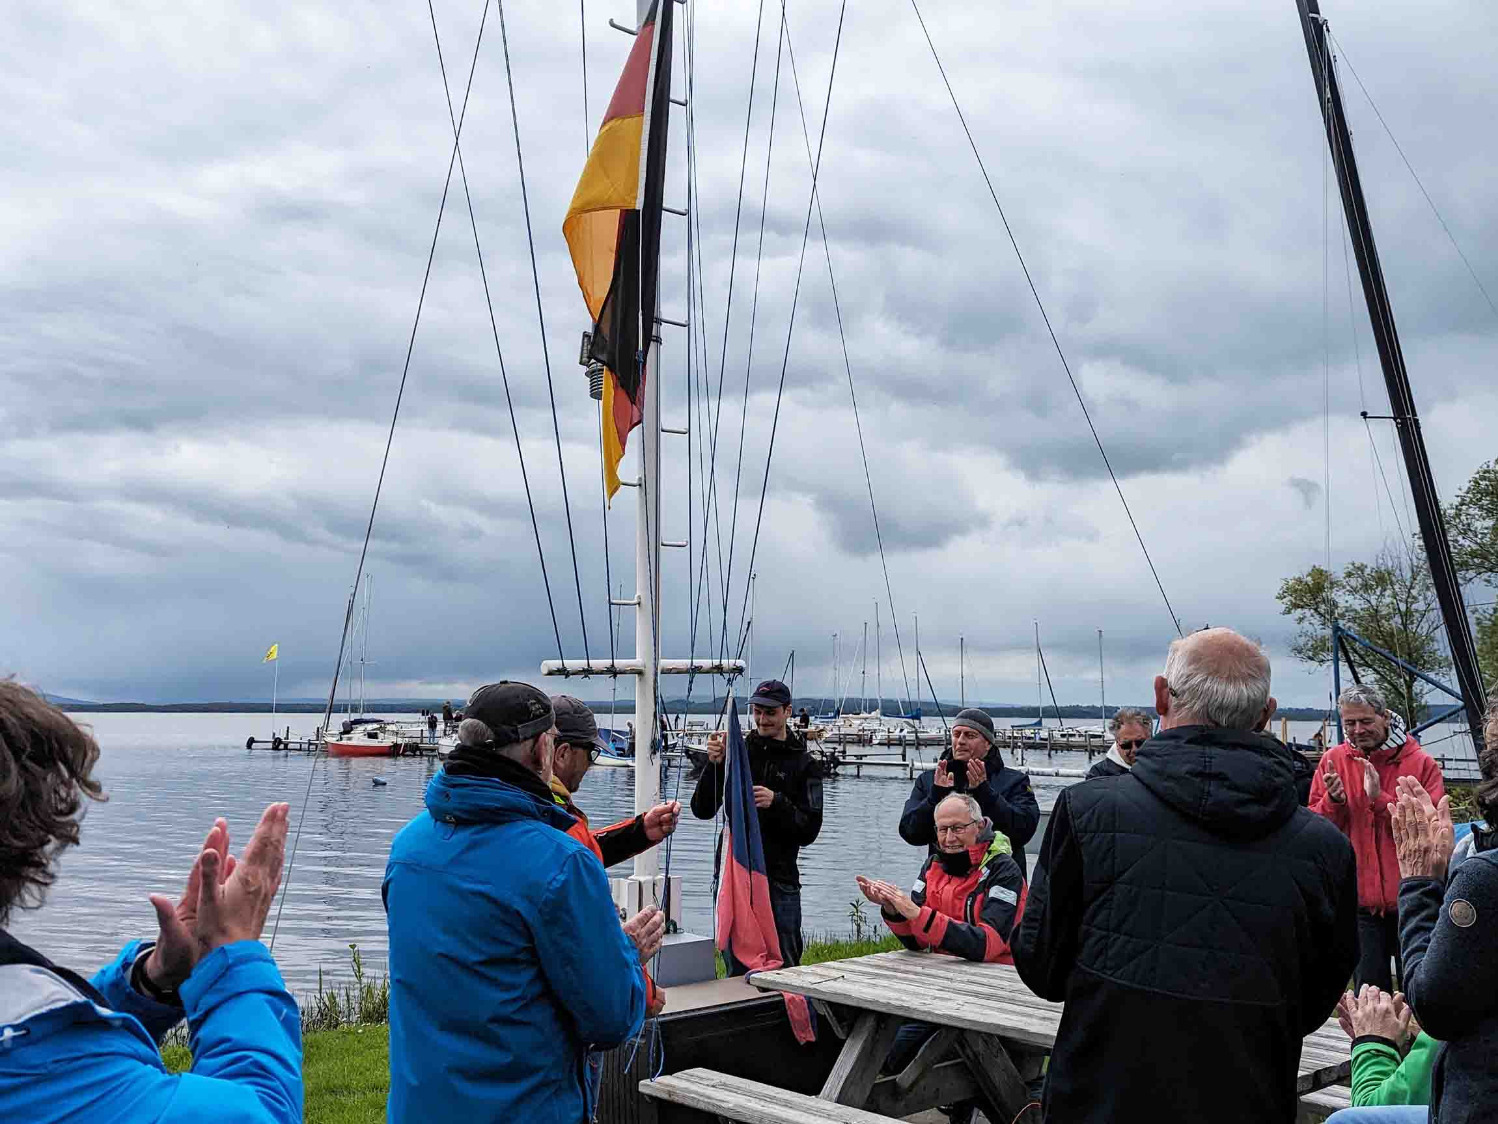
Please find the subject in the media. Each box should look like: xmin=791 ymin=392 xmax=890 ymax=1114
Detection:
xmin=935 ymin=820 xmax=978 ymax=836
xmin=1116 ymin=739 xmax=1146 ymax=751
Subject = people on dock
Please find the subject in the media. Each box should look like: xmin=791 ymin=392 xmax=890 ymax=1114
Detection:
xmin=1383 ymin=699 xmax=1498 ymax=1124
xmin=1308 ymin=683 xmax=1445 ymax=991
xmin=1085 ymin=706 xmax=1152 ymax=779
xmin=425 ymin=710 xmax=437 ymax=742
xmin=383 ymin=682 xmax=652 ymax=1124
xmin=549 ymin=695 xmax=677 ymax=1015
xmin=1013 ymin=627 xmax=1358 ymax=1124
xmin=441 ymin=699 xmax=454 ymax=732
xmin=1326 ymin=985 xmax=1436 ymax=1121
xmin=798 ymin=706 xmax=810 ymax=729
xmin=862 ymin=791 xmax=1028 ymax=1124
xmin=0 ymin=682 xmax=302 ymax=1124
xmin=899 ymin=707 xmax=1040 ymax=878
xmin=691 ymin=679 xmax=823 ymax=971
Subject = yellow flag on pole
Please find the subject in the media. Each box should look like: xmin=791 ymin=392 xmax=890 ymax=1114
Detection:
xmin=263 ymin=644 xmax=279 ymax=663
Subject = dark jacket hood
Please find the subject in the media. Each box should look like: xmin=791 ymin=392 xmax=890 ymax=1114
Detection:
xmin=1130 ymin=725 xmax=1300 ymax=842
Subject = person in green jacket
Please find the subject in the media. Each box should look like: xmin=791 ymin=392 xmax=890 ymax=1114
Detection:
xmin=1327 ymin=985 xmax=1435 ymax=1122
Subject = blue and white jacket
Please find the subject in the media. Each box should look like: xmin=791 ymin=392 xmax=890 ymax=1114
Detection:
xmin=0 ymin=930 xmax=302 ymax=1123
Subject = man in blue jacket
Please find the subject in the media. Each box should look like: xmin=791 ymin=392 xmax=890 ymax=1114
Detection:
xmin=900 ymin=708 xmax=1041 ymax=878
xmin=384 ymin=681 xmax=649 ymax=1124
xmin=0 ymin=680 xmax=302 ymax=1124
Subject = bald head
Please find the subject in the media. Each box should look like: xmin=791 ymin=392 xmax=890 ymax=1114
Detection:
xmin=1154 ymin=627 xmax=1275 ymax=732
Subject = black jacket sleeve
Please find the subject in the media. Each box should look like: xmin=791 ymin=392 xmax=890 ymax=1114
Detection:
xmin=690 ymin=760 xmax=724 ymax=820
xmin=898 ymin=772 xmax=939 ymax=847
xmin=974 ymin=768 xmax=1041 ymax=851
xmin=1400 ymin=858 xmax=1498 ymax=1039
xmin=763 ymin=758 xmax=823 ymax=847
xmin=1012 ymin=788 xmax=1083 ymax=1001
xmin=594 ymin=814 xmax=652 ymax=868
xmin=1299 ymin=834 xmax=1358 ymax=1035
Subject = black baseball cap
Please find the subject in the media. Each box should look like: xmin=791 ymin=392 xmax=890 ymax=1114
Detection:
xmin=748 ymin=679 xmax=792 ymax=708
xmin=465 ymin=681 xmax=555 ymax=747
xmin=552 ymin=695 xmax=608 ymax=753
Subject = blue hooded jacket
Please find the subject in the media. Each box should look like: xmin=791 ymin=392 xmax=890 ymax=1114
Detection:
xmin=383 ymin=766 xmax=646 ymax=1124
xmin=0 ymin=935 xmax=302 ymax=1123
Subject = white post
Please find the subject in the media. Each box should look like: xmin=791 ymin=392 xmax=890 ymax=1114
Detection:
xmin=270 ymin=658 xmax=280 ymax=741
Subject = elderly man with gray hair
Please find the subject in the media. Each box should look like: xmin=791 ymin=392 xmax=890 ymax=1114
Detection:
xmin=1309 ymin=682 xmax=1445 ymax=992
xmin=1014 ymin=628 xmax=1358 ymax=1124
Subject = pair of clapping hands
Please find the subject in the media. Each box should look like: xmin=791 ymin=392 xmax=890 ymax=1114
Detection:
xmin=855 ymin=874 xmax=919 ymax=921
xmin=139 ymin=804 xmax=291 ymax=996
xmin=1336 ymin=985 xmax=1418 ymax=1050
xmin=1387 ymin=777 xmax=1456 ymax=883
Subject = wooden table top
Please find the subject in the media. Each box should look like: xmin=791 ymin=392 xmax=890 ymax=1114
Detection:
xmin=749 ymin=950 xmax=1352 ymax=1092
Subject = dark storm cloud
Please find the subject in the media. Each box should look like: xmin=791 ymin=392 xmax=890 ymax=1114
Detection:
xmin=2 ymin=0 xmax=1495 ymax=707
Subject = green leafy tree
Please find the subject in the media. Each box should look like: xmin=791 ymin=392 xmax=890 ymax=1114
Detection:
xmin=1277 ymin=542 xmax=1452 ymax=720
xmin=1446 ymin=459 xmax=1498 ymax=688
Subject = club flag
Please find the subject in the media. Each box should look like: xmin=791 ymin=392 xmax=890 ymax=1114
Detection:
xmin=563 ymin=0 xmax=673 ymax=500
xmin=263 ymin=644 xmax=278 ymax=663
xmin=713 ymin=698 xmax=816 ymax=1044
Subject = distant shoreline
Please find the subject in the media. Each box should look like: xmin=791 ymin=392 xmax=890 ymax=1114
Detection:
xmin=55 ymin=699 xmax=1338 ymax=721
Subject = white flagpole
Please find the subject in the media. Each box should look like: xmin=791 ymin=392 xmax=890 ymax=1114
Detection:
xmin=271 ymin=655 xmax=280 ymax=741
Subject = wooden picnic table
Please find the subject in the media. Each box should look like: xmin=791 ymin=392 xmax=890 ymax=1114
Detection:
xmin=746 ymin=950 xmax=1353 ymax=1122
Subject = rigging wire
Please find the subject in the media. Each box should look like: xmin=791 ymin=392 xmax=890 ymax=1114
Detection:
xmin=781 ymin=13 xmax=916 ymax=714
xmin=721 ymin=8 xmax=785 ymax=651
xmin=579 ymin=0 xmax=590 ymax=155
xmin=733 ymin=0 xmax=848 ymax=654
xmin=496 ymin=0 xmax=593 ymax=665
xmin=275 ymin=0 xmax=496 ymax=954
xmin=1321 ymin=36 xmax=1336 ymax=659
xmin=1326 ymin=29 xmax=1498 ymax=327
xmin=906 ymin=0 xmax=1182 ymax=637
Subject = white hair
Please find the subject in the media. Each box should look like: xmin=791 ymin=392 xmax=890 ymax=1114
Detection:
xmin=458 ymin=718 xmax=495 ymax=747
xmin=936 ymin=792 xmax=983 ymax=821
xmin=1162 ymin=628 xmax=1271 ymax=730
xmin=1337 ymin=683 xmax=1388 ymax=716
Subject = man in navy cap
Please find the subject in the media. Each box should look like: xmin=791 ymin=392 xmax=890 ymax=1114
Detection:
xmin=691 ymin=679 xmax=823 ymax=970
xmin=900 ymin=707 xmax=1040 ymax=879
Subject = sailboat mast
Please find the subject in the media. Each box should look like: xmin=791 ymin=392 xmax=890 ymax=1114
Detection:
xmin=1035 ymin=620 xmax=1042 ymax=727
xmin=861 ymin=621 xmax=868 ymax=713
xmin=875 ymin=601 xmax=882 ymax=716
xmin=960 ymin=635 xmax=965 ymax=709
xmin=1295 ymin=0 xmax=1487 ymax=748
xmin=1098 ymin=628 xmax=1106 ymax=722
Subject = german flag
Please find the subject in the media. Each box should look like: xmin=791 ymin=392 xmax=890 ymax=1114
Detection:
xmin=564 ymin=0 xmax=674 ymax=500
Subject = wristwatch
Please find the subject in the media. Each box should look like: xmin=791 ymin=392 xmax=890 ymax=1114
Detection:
xmin=131 ymin=947 xmax=184 ymax=1007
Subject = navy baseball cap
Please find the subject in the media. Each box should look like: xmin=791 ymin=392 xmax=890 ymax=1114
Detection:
xmin=465 ymin=681 xmax=554 ymax=747
xmin=551 ymin=695 xmax=609 ymax=752
xmin=748 ymin=679 xmax=792 ymax=708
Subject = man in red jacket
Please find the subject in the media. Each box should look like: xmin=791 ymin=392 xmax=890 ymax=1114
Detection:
xmin=1309 ymin=683 xmax=1444 ymax=991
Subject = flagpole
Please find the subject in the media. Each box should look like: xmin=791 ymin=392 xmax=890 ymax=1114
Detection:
xmin=271 ymin=656 xmax=280 ymax=742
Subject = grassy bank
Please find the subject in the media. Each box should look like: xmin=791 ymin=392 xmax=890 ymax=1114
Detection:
xmin=163 ymin=931 xmax=896 ymax=1122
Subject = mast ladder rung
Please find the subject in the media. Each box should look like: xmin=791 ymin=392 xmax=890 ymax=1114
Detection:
xmin=611 ymin=596 xmax=642 ymax=607
xmin=670 ymin=96 xmax=687 ymax=107
xmin=662 ymin=425 xmax=688 ymax=435
xmin=662 ymin=204 xmax=688 ymax=216
xmin=616 ymin=477 xmax=641 ymax=488
xmin=656 ymin=314 xmax=688 ymax=328
xmin=661 ymin=540 xmax=688 ymax=549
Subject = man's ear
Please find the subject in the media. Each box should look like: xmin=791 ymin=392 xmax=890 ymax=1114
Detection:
xmin=1153 ymin=675 xmax=1171 ymax=718
xmin=1255 ymin=696 xmax=1278 ymax=734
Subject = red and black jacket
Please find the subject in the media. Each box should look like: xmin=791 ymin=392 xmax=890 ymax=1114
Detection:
xmin=883 ymin=838 xmax=1027 ymax=963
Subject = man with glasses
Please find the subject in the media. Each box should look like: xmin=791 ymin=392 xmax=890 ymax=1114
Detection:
xmin=1309 ymin=683 xmax=1445 ymax=991
xmin=1086 ymin=707 xmax=1153 ymax=779
xmin=858 ymin=792 xmax=1028 ymax=1124
xmin=692 ymin=679 xmax=823 ymax=971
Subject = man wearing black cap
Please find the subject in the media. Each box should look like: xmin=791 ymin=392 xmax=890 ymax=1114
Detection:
xmin=691 ymin=679 xmax=823 ymax=971
xmin=549 ymin=695 xmax=681 ymax=870
xmin=383 ymin=681 xmax=654 ymax=1124
xmin=899 ymin=707 xmax=1040 ymax=879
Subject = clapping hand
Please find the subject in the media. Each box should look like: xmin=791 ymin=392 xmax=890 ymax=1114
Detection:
xmin=194 ymin=803 xmax=291 ymax=957
xmin=642 ymin=801 xmax=681 ymax=842
xmin=1323 ymin=769 xmax=1346 ymax=804
xmin=1390 ymin=777 xmax=1454 ymax=882
xmin=1339 ymin=985 xmax=1412 ymax=1045
xmin=143 ymin=817 xmax=235 ymax=992
xmin=965 ymin=757 xmax=987 ymax=788
xmin=1362 ymin=759 xmax=1382 ymax=802
xmin=933 ymin=760 xmax=955 ymax=789
xmin=855 ymin=875 xmax=919 ymax=920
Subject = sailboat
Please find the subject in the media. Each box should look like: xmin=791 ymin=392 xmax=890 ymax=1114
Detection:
xmin=324 ymin=576 xmax=401 ymax=758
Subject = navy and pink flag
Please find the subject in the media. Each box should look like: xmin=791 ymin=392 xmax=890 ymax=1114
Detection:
xmin=714 ymin=697 xmax=815 ymax=1044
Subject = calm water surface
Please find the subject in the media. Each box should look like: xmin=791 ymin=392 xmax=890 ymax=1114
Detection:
xmin=11 ymin=712 xmax=1474 ymax=989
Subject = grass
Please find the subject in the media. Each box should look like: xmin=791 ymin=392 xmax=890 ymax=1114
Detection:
xmin=1447 ymin=782 xmax=1480 ymax=824
xmin=159 ymin=929 xmax=891 ymax=1123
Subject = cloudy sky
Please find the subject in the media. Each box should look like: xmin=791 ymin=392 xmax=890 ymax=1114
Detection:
xmin=3 ymin=0 xmax=1495 ymax=710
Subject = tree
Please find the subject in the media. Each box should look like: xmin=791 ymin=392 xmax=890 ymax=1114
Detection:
xmin=1446 ymin=458 xmax=1498 ymax=688
xmin=1277 ymin=542 xmax=1452 ymax=721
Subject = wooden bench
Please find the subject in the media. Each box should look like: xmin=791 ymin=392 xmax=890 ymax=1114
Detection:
xmin=640 ymin=1068 xmax=901 ymax=1123
xmin=1297 ymin=1083 xmax=1353 ymax=1123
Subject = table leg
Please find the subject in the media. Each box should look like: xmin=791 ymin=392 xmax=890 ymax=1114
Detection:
xmin=955 ymin=1030 xmax=1034 ymax=1123
xmin=819 ymin=1011 xmax=902 ymax=1106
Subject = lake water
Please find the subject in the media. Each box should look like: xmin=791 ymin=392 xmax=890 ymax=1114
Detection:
xmin=9 ymin=712 xmax=1477 ymax=990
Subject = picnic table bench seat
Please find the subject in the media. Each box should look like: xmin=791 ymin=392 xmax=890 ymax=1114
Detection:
xmin=640 ymin=1068 xmax=901 ymax=1124
xmin=1297 ymin=1083 xmax=1353 ymax=1123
